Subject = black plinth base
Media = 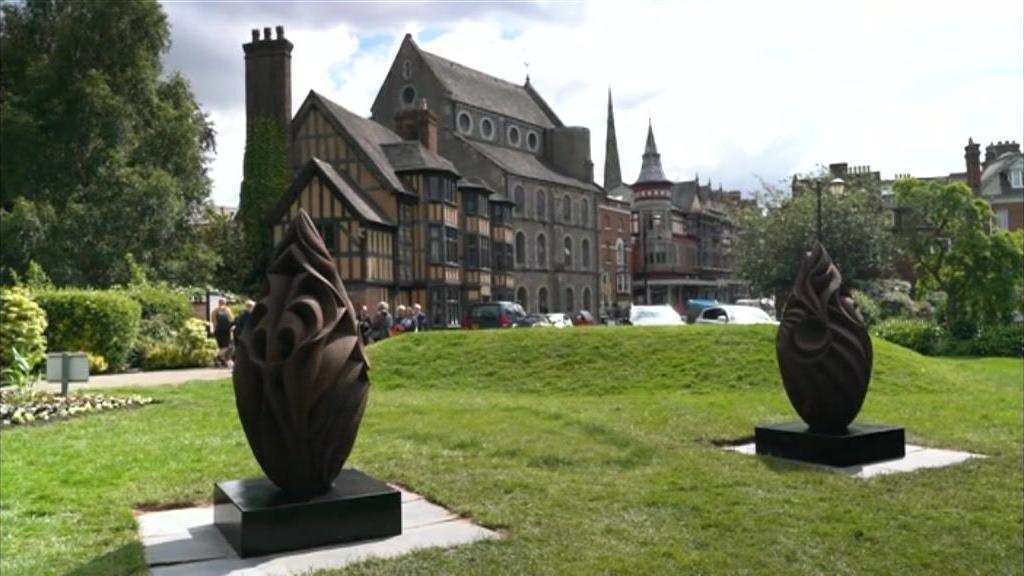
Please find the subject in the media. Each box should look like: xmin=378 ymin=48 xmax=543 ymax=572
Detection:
xmin=755 ymin=422 xmax=905 ymax=467
xmin=214 ymin=469 xmax=402 ymax=558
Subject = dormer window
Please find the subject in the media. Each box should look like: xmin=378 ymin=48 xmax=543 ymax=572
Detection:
xmin=527 ymin=131 xmax=539 ymax=151
xmin=457 ymin=111 xmax=473 ymax=135
xmin=507 ymin=125 xmax=521 ymax=147
xmin=1011 ymin=168 xmax=1023 ymax=189
xmin=480 ymin=117 xmax=495 ymax=140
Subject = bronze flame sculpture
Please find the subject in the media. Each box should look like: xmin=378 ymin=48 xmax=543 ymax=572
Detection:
xmin=232 ymin=209 xmax=370 ymax=496
xmin=776 ymin=242 xmax=873 ymax=432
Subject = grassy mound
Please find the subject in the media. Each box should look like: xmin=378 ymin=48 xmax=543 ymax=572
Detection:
xmin=369 ymin=325 xmax=962 ymax=395
xmin=1 ymin=327 xmax=1021 ymax=575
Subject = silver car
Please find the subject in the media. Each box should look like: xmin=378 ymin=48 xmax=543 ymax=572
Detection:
xmin=629 ymin=305 xmax=686 ymax=326
xmin=695 ymin=305 xmax=779 ymax=325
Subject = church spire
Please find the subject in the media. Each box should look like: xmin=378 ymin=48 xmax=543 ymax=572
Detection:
xmin=636 ymin=119 xmax=668 ymax=184
xmin=604 ymin=87 xmax=622 ymax=191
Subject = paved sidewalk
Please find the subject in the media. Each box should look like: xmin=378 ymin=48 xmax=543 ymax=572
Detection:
xmin=36 ymin=366 xmax=232 ymax=393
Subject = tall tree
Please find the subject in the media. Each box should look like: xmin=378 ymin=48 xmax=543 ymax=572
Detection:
xmin=894 ymin=178 xmax=1024 ymax=328
xmin=0 ymin=0 xmax=216 ymax=287
xmin=731 ymin=178 xmax=895 ymax=301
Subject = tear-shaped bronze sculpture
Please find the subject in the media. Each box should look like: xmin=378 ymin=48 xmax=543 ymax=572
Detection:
xmin=776 ymin=242 xmax=873 ymax=433
xmin=233 ymin=209 xmax=370 ymax=496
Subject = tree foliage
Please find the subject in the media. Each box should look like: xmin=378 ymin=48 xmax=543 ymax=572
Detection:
xmin=731 ymin=178 xmax=895 ymax=298
xmin=895 ymin=178 xmax=1024 ymax=328
xmin=0 ymin=0 xmax=216 ymax=287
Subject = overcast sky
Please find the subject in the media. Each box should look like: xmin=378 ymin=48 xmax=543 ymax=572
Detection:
xmin=161 ymin=0 xmax=1024 ymax=208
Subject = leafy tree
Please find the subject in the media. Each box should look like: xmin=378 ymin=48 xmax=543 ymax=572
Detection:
xmin=895 ymin=178 xmax=1023 ymax=328
xmin=0 ymin=0 xmax=216 ymax=287
xmin=732 ymin=178 xmax=895 ymax=301
xmin=236 ymin=116 xmax=290 ymax=291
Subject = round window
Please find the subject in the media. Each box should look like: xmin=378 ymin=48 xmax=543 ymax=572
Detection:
xmin=507 ymin=125 xmax=521 ymax=146
xmin=401 ymin=85 xmax=416 ymax=106
xmin=457 ymin=111 xmax=473 ymax=134
xmin=527 ymin=131 xmax=539 ymax=151
xmin=480 ymin=117 xmax=495 ymax=140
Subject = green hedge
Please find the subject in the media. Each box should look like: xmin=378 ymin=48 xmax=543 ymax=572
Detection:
xmin=142 ymin=318 xmax=216 ymax=370
xmin=124 ymin=286 xmax=192 ymax=326
xmin=0 ymin=287 xmax=48 ymax=371
xmin=35 ymin=290 xmax=141 ymax=372
xmin=871 ymin=318 xmax=1023 ymax=358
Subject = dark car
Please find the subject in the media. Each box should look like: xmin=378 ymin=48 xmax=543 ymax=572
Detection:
xmin=463 ymin=301 xmax=532 ymax=329
xmin=572 ymin=310 xmax=596 ymax=326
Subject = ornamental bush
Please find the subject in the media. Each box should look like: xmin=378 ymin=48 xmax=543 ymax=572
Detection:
xmin=871 ymin=318 xmax=947 ymax=356
xmin=0 ymin=288 xmax=48 ymax=372
xmin=35 ymin=290 xmax=141 ymax=372
xmin=850 ymin=289 xmax=880 ymax=327
xmin=142 ymin=318 xmax=216 ymax=370
xmin=125 ymin=285 xmax=193 ymax=327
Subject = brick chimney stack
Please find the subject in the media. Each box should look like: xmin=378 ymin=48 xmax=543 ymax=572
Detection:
xmin=243 ymin=25 xmax=293 ymax=150
xmin=984 ymin=140 xmax=1022 ymax=168
xmin=965 ymin=137 xmax=981 ymax=193
xmin=393 ymin=98 xmax=439 ymax=153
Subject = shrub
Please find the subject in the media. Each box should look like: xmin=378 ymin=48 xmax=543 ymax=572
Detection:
xmin=35 ymin=290 xmax=141 ymax=372
xmin=88 ymin=354 xmax=109 ymax=374
xmin=125 ymin=285 xmax=193 ymax=327
xmin=861 ymin=279 xmax=918 ymax=320
xmin=942 ymin=324 xmax=1024 ymax=358
xmin=0 ymin=287 xmax=48 ymax=371
xmin=142 ymin=318 xmax=216 ymax=370
xmin=850 ymin=289 xmax=880 ymax=327
xmin=871 ymin=318 xmax=947 ymax=355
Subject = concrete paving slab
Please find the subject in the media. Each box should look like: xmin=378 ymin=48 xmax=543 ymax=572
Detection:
xmin=139 ymin=484 xmax=499 ymax=576
xmin=725 ymin=442 xmax=983 ymax=478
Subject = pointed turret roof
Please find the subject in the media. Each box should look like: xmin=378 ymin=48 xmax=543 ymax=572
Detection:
xmin=635 ymin=120 xmax=669 ymax=185
xmin=604 ymin=88 xmax=622 ymax=190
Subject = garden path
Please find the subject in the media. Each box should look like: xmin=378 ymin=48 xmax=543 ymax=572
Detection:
xmin=34 ymin=366 xmax=231 ymax=393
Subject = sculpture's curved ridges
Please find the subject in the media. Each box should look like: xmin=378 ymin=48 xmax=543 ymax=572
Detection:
xmin=776 ymin=242 xmax=873 ymax=432
xmin=233 ymin=210 xmax=370 ymax=495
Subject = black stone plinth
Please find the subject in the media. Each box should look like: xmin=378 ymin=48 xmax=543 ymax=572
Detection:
xmin=214 ymin=469 xmax=401 ymax=558
xmin=755 ymin=422 xmax=905 ymax=467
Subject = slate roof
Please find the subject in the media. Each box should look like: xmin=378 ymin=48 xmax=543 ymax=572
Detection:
xmin=980 ymin=151 xmax=1023 ymax=198
xmin=457 ymin=177 xmax=496 ymax=195
xmin=635 ymin=122 xmax=670 ymax=185
xmin=380 ymin=141 xmax=459 ymax=176
xmin=417 ymin=48 xmax=560 ymax=129
xmin=455 ymin=134 xmax=599 ymax=191
xmin=306 ymin=91 xmax=412 ymax=196
xmin=269 ymin=158 xmax=393 ymax=228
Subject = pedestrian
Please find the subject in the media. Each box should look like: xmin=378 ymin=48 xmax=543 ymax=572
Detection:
xmin=413 ymin=303 xmax=428 ymax=332
xmin=233 ymin=300 xmax=255 ymax=350
xmin=370 ymin=301 xmax=393 ymax=342
xmin=210 ymin=298 xmax=234 ymax=367
xmin=357 ymin=305 xmax=373 ymax=346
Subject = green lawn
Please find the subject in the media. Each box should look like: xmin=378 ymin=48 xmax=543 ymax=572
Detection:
xmin=1 ymin=326 xmax=1021 ymax=575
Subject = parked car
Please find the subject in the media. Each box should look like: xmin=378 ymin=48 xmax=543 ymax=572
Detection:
xmin=572 ymin=310 xmax=596 ymax=326
xmin=684 ymin=298 xmax=720 ymax=324
xmin=546 ymin=313 xmax=573 ymax=328
xmin=628 ymin=305 xmax=686 ymax=326
xmin=695 ymin=305 xmax=779 ymax=325
xmin=463 ymin=301 xmax=532 ymax=329
xmin=526 ymin=313 xmax=553 ymax=327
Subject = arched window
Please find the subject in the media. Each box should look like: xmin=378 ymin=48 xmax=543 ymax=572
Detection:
xmin=536 ymin=189 xmax=546 ymax=220
xmin=580 ymin=198 xmax=589 ymax=227
xmin=581 ymin=238 xmax=591 ymax=270
xmin=583 ymin=287 xmax=592 ymax=312
xmin=538 ymin=287 xmax=549 ymax=314
xmin=562 ymin=195 xmax=572 ymax=222
xmin=615 ymin=238 xmax=625 ymax=266
xmin=515 ymin=231 xmax=526 ymax=266
xmin=563 ymin=236 xmax=573 ymax=268
xmin=516 ymin=286 xmax=528 ymax=310
xmin=565 ymin=287 xmax=575 ymax=313
xmin=513 ymin=185 xmax=525 ymax=216
xmin=536 ymin=233 xmax=547 ymax=268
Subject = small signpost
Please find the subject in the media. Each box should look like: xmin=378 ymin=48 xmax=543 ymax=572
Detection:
xmin=46 ymin=352 xmax=90 ymax=396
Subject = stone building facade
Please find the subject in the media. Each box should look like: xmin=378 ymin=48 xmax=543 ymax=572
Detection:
xmin=370 ymin=35 xmax=601 ymax=316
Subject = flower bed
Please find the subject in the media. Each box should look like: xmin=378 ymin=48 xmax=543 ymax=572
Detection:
xmin=0 ymin=389 xmax=154 ymax=427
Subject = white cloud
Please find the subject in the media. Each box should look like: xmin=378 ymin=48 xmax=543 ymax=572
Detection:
xmin=164 ymin=0 xmax=1024 ymax=207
